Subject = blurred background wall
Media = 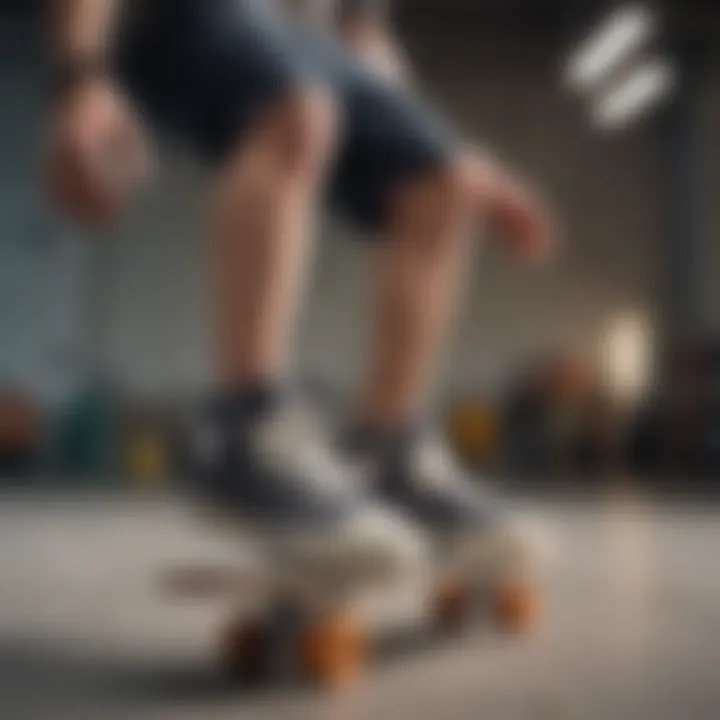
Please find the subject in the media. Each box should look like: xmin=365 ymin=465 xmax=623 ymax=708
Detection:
xmin=0 ymin=0 xmax=718 ymax=483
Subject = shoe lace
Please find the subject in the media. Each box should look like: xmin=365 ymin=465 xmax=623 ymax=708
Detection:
xmin=410 ymin=438 xmax=476 ymax=497
xmin=253 ymin=400 xmax=357 ymax=495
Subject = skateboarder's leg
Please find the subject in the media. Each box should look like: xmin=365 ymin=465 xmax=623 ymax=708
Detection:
xmin=319 ymin=36 xmax=550 ymax=592
xmin=209 ymin=88 xmax=336 ymax=390
xmin=358 ymin=159 xmax=476 ymax=428
xmin=354 ymin=158 xmax=546 ymax=627
xmin=115 ymin=0 xmax=423 ymax=576
xmin=328 ymin=5 xmax=551 ymax=433
xmin=118 ymin=1 xmax=338 ymax=394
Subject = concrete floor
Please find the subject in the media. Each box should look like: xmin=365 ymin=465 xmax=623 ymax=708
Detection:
xmin=1 ymin=487 xmax=719 ymax=720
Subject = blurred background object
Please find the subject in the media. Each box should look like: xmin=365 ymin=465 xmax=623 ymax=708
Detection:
xmin=447 ymin=398 xmax=501 ymax=469
xmin=0 ymin=389 xmax=43 ymax=479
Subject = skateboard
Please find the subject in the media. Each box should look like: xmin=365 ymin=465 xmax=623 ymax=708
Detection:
xmin=159 ymin=545 xmax=541 ymax=690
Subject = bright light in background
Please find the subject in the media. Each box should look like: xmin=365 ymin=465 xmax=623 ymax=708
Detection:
xmin=565 ymin=4 xmax=658 ymax=91
xmin=592 ymin=59 xmax=676 ymax=130
xmin=601 ymin=312 xmax=655 ymax=406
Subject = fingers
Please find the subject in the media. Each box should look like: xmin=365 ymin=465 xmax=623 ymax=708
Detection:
xmin=45 ymin=141 xmax=99 ymax=224
xmin=46 ymin=144 xmax=115 ymax=226
xmin=467 ymin=148 xmax=559 ymax=265
xmin=45 ymin=124 xmax=137 ymax=228
xmin=490 ymin=175 xmax=558 ymax=264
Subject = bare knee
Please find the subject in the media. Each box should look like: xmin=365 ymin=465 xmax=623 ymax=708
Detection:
xmin=431 ymin=157 xmax=478 ymax=214
xmin=392 ymin=157 xmax=477 ymax=251
xmin=259 ymin=87 xmax=339 ymax=177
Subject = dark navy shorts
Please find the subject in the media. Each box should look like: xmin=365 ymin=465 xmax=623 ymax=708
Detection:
xmin=116 ymin=0 xmax=460 ymax=230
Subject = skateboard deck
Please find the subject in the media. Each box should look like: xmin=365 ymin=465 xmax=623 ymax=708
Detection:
xmin=158 ymin=556 xmax=540 ymax=690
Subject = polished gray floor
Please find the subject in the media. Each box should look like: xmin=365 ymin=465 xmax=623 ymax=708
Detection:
xmin=1 ymin=487 xmax=719 ymax=720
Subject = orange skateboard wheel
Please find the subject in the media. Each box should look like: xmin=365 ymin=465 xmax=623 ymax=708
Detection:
xmin=496 ymin=583 xmax=540 ymax=633
xmin=300 ymin=612 xmax=366 ymax=689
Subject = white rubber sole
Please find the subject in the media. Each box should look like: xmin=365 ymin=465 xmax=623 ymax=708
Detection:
xmin=194 ymin=502 xmax=426 ymax=591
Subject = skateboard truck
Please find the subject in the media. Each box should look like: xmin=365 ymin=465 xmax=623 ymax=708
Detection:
xmin=160 ymin=534 xmax=544 ymax=690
